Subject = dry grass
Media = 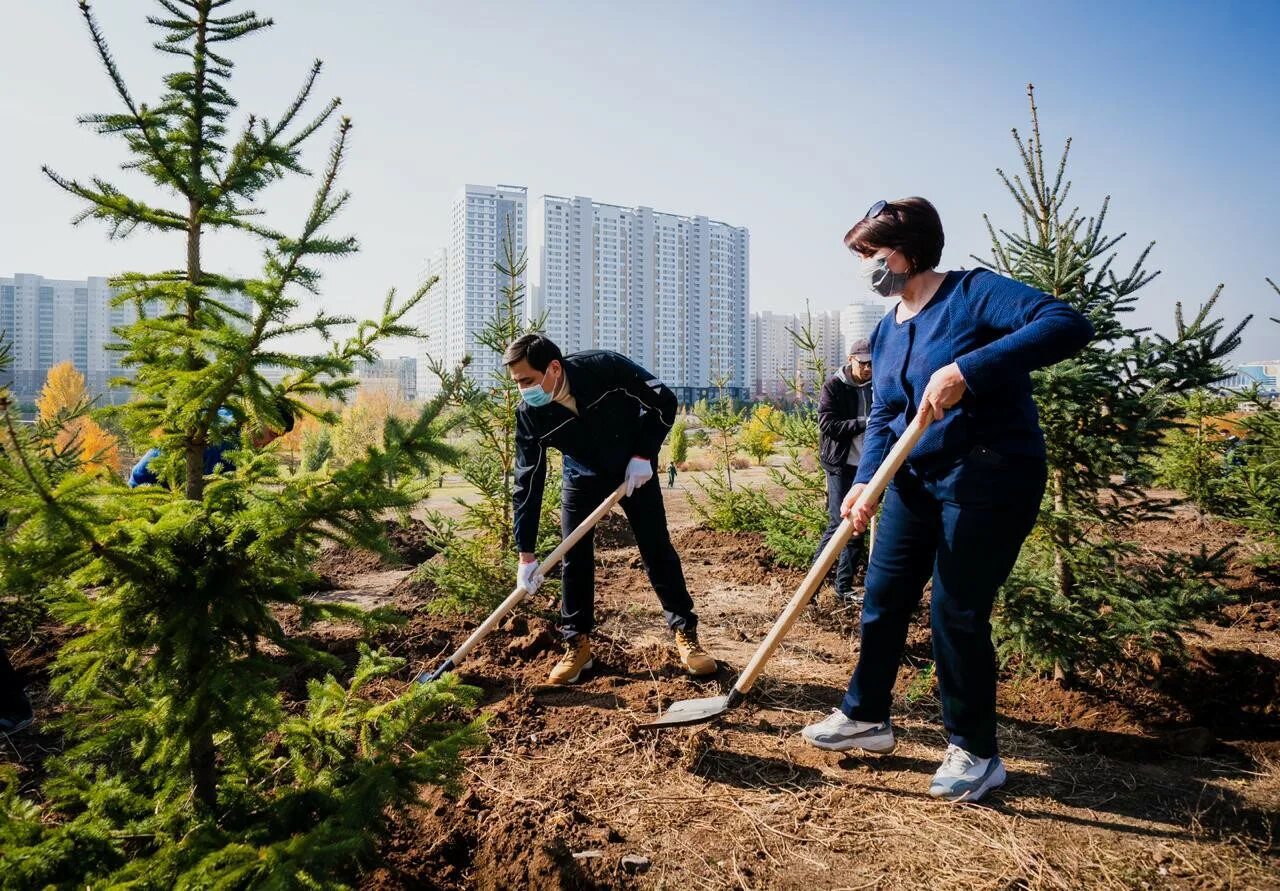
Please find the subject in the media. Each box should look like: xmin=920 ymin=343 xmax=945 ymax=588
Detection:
xmin=460 ymin=697 xmax=1277 ymax=889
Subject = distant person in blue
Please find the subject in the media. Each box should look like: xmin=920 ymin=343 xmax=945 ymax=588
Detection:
xmin=128 ymin=401 xmax=294 ymax=488
xmin=800 ymin=198 xmax=1093 ymax=803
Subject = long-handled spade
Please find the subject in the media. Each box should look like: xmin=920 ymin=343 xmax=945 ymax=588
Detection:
xmin=643 ymin=409 xmax=932 ymax=728
xmin=416 ymin=481 xmax=629 ymax=684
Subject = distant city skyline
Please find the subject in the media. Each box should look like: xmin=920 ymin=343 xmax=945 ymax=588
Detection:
xmin=534 ymin=194 xmax=749 ymax=397
xmin=417 ymin=184 xmax=528 ymax=398
xmin=2 ymin=1 xmax=1277 ymax=363
xmin=0 ymin=273 xmax=253 ymax=405
xmin=750 ymin=302 xmax=893 ymax=400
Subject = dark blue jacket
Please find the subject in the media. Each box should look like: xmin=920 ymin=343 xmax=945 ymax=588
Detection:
xmin=855 ymin=269 xmax=1093 ymax=485
xmin=127 ymin=407 xmax=238 ymax=488
xmin=512 ymin=350 xmax=676 ymax=552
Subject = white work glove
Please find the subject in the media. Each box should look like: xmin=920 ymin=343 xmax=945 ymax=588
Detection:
xmin=517 ymin=559 xmax=543 ymax=594
xmin=624 ymin=456 xmax=653 ymax=496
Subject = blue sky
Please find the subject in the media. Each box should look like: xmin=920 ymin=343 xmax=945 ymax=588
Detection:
xmin=2 ymin=0 xmax=1277 ymax=360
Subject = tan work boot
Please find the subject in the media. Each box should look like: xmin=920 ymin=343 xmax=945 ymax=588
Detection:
xmin=674 ymin=629 xmax=717 ymax=676
xmin=548 ymin=634 xmax=593 ymax=685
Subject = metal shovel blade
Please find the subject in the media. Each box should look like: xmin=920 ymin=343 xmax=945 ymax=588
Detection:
xmin=642 ymin=694 xmax=729 ymax=728
xmin=640 ymin=689 xmax=742 ymax=729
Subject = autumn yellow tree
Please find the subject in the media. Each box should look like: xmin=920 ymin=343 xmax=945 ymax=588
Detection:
xmin=36 ymin=360 xmax=120 ymax=472
xmin=331 ymin=384 xmax=416 ymax=467
xmin=739 ymin=403 xmax=780 ymax=465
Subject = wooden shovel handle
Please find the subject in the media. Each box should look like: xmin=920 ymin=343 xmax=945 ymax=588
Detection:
xmin=429 ymin=482 xmax=628 ymax=672
xmin=732 ymin=409 xmax=932 ymax=696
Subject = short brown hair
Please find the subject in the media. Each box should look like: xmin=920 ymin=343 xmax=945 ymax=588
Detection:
xmin=843 ymin=197 xmax=945 ymax=274
xmin=502 ymin=333 xmax=563 ymax=371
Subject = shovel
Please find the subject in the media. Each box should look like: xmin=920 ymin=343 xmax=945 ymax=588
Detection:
xmin=416 ymin=481 xmax=629 ymax=684
xmin=644 ymin=409 xmax=932 ymax=728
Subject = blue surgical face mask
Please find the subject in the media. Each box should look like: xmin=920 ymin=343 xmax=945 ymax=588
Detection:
xmin=520 ymin=383 xmax=552 ymax=407
xmin=519 ymin=364 xmax=557 ymax=407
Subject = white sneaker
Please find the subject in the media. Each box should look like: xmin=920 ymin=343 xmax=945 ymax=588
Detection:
xmin=929 ymin=744 xmax=1006 ymax=802
xmin=800 ymin=709 xmax=895 ymax=753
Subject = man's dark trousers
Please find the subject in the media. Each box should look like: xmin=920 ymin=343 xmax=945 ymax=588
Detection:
xmin=559 ymin=463 xmax=697 ymax=638
xmin=840 ymin=453 xmax=1045 ymax=758
xmin=814 ymin=465 xmax=867 ymax=594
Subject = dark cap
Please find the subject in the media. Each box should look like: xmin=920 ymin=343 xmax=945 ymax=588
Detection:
xmin=848 ymin=338 xmax=872 ymax=362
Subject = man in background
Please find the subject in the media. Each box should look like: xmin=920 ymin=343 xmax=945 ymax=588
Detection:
xmin=815 ymin=338 xmax=875 ymax=605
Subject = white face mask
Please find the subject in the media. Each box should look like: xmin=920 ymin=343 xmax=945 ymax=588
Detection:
xmin=859 ymin=250 xmax=908 ymax=297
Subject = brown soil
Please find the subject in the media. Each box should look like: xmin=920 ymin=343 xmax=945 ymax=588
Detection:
xmin=341 ymin=489 xmax=1280 ymax=889
xmin=312 ymin=518 xmax=439 ymax=584
xmin=6 ymin=485 xmax=1278 ymax=889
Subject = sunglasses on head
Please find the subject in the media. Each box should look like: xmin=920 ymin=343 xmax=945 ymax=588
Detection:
xmin=846 ymin=200 xmax=891 ymax=257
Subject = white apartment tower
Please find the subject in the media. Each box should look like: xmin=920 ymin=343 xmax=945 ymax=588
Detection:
xmin=534 ymin=195 xmax=749 ymax=401
xmin=418 ymin=184 xmax=528 ymax=397
xmin=0 ymin=272 xmax=261 ymax=405
xmin=1 ymin=274 xmax=121 ymax=402
xmin=750 ymin=308 xmax=844 ymax=401
xmin=841 ymin=300 xmax=890 ymax=351
xmin=417 ymin=247 xmax=448 ymax=396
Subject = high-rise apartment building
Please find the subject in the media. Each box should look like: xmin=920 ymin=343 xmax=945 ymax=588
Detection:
xmin=750 ymin=302 xmax=887 ymax=401
xmin=416 ymin=247 xmax=448 ymax=396
xmin=750 ymin=308 xmax=843 ymax=401
xmin=533 ymin=195 xmax=749 ymax=402
xmin=841 ymin=300 xmax=890 ymax=351
xmin=418 ymin=184 xmax=528 ymax=398
xmin=0 ymin=274 xmax=124 ymax=403
xmin=1 ymin=273 xmax=254 ymax=406
xmin=354 ymin=356 xmax=418 ymax=400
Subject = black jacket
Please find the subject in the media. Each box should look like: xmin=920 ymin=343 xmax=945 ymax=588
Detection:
xmin=513 ymin=350 xmax=677 ymax=552
xmin=817 ymin=367 xmax=874 ymax=472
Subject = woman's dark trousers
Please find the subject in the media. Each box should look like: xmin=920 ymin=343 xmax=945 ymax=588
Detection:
xmin=840 ymin=452 xmax=1045 ymax=758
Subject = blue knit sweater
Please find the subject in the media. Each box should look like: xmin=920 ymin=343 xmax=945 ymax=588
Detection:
xmin=854 ymin=269 xmax=1094 ymax=485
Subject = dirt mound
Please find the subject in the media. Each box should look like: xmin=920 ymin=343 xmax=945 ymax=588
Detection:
xmin=383 ymin=519 xmax=438 ymax=565
xmin=313 ymin=519 xmax=440 ymax=584
xmin=1220 ymin=599 xmax=1280 ymax=632
xmin=1118 ymin=509 xmax=1246 ymax=555
xmin=369 ymin=787 xmax=614 ymax=890
xmin=671 ymin=527 xmax=804 ymax=586
xmin=593 ymin=510 xmax=636 ymax=549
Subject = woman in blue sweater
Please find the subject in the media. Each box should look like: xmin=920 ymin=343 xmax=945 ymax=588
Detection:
xmin=800 ymin=197 xmax=1093 ymax=803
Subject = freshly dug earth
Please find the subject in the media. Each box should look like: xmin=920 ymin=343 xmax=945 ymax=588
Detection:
xmin=350 ymin=490 xmax=1280 ymax=890
xmin=312 ymin=518 xmax=439 ymax=583
xmin=5 ymin=484 xmax=1277 ymax=889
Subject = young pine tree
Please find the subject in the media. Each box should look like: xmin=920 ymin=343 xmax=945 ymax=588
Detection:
xmin=1155 ymin=389 xmax=1239 ymax=521
xmin=691 ymin=374 xmax=766 ymax=531
xmin=418 ymin=230 xmax=562 ymax=612
xmin=1225 ymin=280 xmax=1280 ymax=567
xmin=985 ymin=86 xmax=1248 ymax=680
xmin=689 ymin=311 xmax=833 ymax=566
xmin=758 ymin=314 xmax=839 ymax=567
xmin=300 ymin=421 xmax=334 ymax=472
xmin=0 ymin=3 xmax=480 ymax=884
